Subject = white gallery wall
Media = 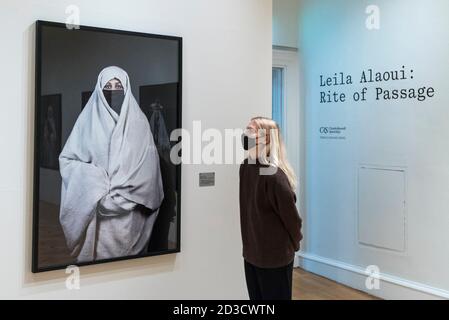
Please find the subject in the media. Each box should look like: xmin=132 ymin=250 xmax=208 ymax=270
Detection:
xmin=298 ymin=0 xmax=449 ymax=299
xmin=0 ymin=0 xmax=272 ymax=299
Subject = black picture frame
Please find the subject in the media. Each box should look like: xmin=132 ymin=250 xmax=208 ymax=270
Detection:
xmin=32 ymin=20 xmax=182 ymax=273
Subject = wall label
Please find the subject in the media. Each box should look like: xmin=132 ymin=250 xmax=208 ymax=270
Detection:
xmin=319 ymin=66 xmax=435 ymax=103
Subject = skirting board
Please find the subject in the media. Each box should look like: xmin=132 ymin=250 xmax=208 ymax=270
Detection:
xmin=296 ymin=252 xmax=449 ymax=300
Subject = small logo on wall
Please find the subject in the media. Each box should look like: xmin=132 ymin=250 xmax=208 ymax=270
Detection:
xmin=319 ymin=126 xmax=347 ymax=140
xmin=319 ymin=127 xmax=329 ymax=134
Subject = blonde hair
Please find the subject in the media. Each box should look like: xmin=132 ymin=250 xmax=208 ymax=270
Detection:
xmin=250 ymin=116 xmax=297 ymax=192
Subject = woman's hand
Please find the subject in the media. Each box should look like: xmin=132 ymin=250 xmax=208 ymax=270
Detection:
xmin=97 ymin=193 xmax=137 ymax=217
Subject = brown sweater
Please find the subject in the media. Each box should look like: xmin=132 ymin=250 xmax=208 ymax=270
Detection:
xmin=239 ymin=158 xmax=303 ymax=268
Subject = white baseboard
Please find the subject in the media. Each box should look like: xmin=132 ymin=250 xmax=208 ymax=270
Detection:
xmin=296 ymin=252 xmax=448 ymax=300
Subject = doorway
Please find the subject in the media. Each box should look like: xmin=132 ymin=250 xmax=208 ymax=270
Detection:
xmin=272 ymin=48 xmax=301 ymax=193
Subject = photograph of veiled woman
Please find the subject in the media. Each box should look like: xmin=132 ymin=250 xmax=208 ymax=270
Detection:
xmin=58 ymin=66 xmax=164 ymax=263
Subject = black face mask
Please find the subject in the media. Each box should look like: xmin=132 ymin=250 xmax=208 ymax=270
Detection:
xmin=103 ymin=90 xmax=125 ymax=115
xmin=241 ymin=133 xmax=257 ymax=151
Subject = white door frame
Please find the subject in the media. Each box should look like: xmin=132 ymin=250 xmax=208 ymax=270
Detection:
xmin=273 ymin=48 xmax=302 ymax=267
xmin=273 ymin=48 xmax=300 ymax=188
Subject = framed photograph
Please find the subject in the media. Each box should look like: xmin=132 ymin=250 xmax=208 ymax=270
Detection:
xmin=32 ymin=20 xmax=182 ymax=273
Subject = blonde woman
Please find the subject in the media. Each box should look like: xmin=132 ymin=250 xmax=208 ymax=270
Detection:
xmin=239 ymin=116 xmax=303 ymax=300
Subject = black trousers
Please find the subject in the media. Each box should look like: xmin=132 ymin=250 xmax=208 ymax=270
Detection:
xmin=244 ymin=260 xmax=294 ymax=300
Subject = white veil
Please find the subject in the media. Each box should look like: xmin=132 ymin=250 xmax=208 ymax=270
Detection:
xmin=59 ymin=66 xmax=164 ymax=261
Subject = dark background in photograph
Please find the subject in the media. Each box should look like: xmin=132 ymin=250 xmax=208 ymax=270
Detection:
xmin=140 ymin=83 xmax=178 ymax=251
xmin=35 ymin=22 xmax=181 ymax=271
xmin=81 ymin=91 xmax=92 ymax=109
xmin=39 ymin=94 xmax=61 ymax=170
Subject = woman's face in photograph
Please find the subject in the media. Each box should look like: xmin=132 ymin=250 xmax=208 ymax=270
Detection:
xmin=103 ymin=78 xmax=124 ymax=90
